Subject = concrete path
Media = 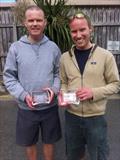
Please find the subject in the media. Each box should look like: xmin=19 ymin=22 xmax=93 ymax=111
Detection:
xmin=0 ymin=98 xmax=120 ymax=160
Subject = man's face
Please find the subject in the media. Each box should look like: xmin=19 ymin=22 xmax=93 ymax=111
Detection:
xmin=24 ymin=9 xmax=47 ymax=41
xmin=69 ymin=18 xmax=92 ymax=49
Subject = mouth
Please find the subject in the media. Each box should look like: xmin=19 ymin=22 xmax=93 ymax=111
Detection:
xmin=31 ymin=28 xmax=40 ymax=31
xmin=76 ymin=39 xmax=83 ymax=44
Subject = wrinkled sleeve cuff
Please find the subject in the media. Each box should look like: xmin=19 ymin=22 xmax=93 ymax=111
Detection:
xmin=19 ymin=91 xmax=28 ymax=102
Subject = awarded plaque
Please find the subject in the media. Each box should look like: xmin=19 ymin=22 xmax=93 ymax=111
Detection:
xmin=62 ymin=91 xmax=80 ymax=105
xmin=32 ymin=90 xmax=50 ymax=106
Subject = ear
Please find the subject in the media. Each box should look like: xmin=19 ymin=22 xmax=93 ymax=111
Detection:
xmin=90 ymin=26 xmax=94 ymax=42
xmin=90 ymin=25 xmax=94 ymax=33
xmin=23 ymin=19 xmax=27 ymax=27
xmin=44 ymin=18 xmax=47 ymax=27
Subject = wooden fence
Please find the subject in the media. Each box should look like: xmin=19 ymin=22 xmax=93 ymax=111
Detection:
xmin=0 ymin=6 xmax=120 ymax=76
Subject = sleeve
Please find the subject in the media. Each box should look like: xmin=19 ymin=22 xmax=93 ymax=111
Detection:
xmin=92 ymin=53 xmax=120 ymax=102
xmin=51 ymin=47 xmax=61 ymax=95
xmin=59 ymin=55 xmax=68 ymax=93
xmin=3 ymin=44 xmax=28 ymax=101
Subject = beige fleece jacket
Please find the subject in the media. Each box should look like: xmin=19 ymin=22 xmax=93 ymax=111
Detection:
xmin=60 ymin=44 xmax=120 ymax=117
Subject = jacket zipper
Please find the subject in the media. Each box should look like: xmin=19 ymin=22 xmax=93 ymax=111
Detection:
xmin=81 ymin=74 xmax=84 ymax=116
xmin=69 ymin=44 xmax=97 ymax=116
xmin=70 ymin=57 xmax=84 ymax=116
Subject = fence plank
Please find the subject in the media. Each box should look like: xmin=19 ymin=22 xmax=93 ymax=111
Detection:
xmin=0 ymin=6 xmax=120 ymax=73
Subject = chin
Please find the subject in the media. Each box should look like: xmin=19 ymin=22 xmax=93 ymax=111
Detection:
xmin=76 ymin=44 xmax=85 ymax=49
xmin=31 ymin=33 xmax=41 ymax=37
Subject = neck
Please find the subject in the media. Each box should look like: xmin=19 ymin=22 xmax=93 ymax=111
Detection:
xmin=28 ymin=35 xmax=43 ymax=43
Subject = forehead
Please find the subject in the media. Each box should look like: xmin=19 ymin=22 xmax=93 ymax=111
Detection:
xmin=69 ymin=18 xmax=89 ymax=29
xmin=25 ymin=9 xmax=44 ymax=19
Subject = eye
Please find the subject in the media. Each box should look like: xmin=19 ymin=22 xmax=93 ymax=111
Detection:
xmin=71 ymin=30 xmax=77 ymax=34
xmin=28 ymin=20 xmax=34 ymax=23
xmin=80 ymin=28 xmax=86 ymax=32
xmin=36 ymin=19 xmax=41 ymax=22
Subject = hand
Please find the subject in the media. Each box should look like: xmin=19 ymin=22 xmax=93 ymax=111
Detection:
xmin=25 ymin=94 xmax=35 ymax=109
xmin=76 ymin=88 xmax=93 ymax=101
xmin=57 ymin=90 xmax=69 ymax=107
xmin=43 ymin=88 xmax=54 ymax=103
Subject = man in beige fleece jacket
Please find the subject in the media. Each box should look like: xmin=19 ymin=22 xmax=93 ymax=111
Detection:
xmin=59 ymin=9 xmax=120 ymax=160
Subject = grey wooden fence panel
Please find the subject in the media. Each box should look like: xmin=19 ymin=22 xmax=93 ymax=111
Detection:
xmin=0 ymin=6 xmax=120 ymax=74
xmin=0 ymin=8 xmax=15 ymax=76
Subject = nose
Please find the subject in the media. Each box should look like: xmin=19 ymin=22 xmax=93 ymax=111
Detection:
xmin=76 ymin=31 xmax=82 ymax=38
xmin=33 ymin=20 xmax=37 ymax=25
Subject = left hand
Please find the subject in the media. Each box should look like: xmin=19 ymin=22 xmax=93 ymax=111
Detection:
xmin=43 ymin=88 xmax=54 ymax=103
xmin=76 ymin=88 xmax=93 ymax=101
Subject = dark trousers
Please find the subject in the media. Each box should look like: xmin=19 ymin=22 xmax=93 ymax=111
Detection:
xmin=65 ymin=111 xmax=109 ymax=160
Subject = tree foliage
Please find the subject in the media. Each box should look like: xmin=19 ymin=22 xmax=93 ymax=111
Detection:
xmin=13 ymin=0 xmax=72 ymax=52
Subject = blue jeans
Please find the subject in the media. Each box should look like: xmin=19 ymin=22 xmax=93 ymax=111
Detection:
xmin=65 ymin=111 xmax=109 ymax=160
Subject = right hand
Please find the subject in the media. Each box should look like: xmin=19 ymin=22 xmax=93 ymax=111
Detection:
xmin=43 ymin=87 xmax=54 ymax=103
xmin=25 ymin=95 xmax=35 ymax=109
xmin=57 ymin=91 xmax=69 ymax=107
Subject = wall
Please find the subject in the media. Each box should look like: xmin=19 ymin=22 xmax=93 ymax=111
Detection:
xmin=1 ymin=0 xmax=120 ymax=7
xmin=67 ymin=0 xmax=120 ymax=5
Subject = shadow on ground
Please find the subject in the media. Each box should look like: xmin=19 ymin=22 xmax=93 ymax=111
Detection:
xmin=0 ymin=99 xmax=120 ymax=160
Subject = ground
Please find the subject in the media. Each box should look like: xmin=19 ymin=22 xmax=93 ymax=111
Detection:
xmin=0 ymin=95 xmax=120 ymax=160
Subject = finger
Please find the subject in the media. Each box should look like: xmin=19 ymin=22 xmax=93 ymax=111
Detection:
xmin=26 ymin=99 xmax=35 ymax=109
xmin=77 ymin=93 xmax=86 ymax=99
xmin=44 ymin=88 xmax=54 ymax=103
xmin=58 ymin=92 xmax=69 ymax=107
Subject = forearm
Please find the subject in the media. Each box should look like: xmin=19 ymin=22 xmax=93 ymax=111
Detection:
xmin=3 ymin=71 xmax=28 ymax=101
xmin=92 ymin=81 xmax=120 ymax=101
